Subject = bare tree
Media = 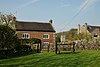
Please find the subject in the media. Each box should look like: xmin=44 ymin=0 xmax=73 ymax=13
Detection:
xmin=0 ymin=12 xmax=16 ymax=29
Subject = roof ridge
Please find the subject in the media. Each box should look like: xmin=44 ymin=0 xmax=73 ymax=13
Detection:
xmin=16 ymin=21 xmax=49 ymax=24
xmin=89 ymin=25 xmax=100 ymax=27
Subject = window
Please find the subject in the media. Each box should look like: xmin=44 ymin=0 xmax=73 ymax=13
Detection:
xmin=22 ymin=33 xmax=30 ymax=39
xmin=43 ymin=34 xmax=49 ymax=39
xmin=94 ymin=34 xmax=98 ymax=37
xmin=43 ymin=42 xmax=49 ymax=46
xmin=89 ymin=27 xmax=92 ymax=29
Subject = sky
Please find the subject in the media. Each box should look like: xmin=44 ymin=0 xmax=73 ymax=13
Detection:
xmin=0 ymin=0 xmax=100 ymax=32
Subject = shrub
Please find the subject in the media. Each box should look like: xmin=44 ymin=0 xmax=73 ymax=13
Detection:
xmin=14 ymin=45 xmax=32 ymax=55
xmin=0 ymin=25 xmax=18 ymax=50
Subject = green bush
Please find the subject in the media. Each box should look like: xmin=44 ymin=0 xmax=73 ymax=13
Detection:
xmin=14 ymin=45 xmax=32 ymax=55
xmin=0 ymin=25 xmax=18 ymax=50
xmin=19 ymin=38 xmax=41 ymax=45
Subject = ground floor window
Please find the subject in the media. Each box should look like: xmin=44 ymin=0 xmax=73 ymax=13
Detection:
xmin=43 ymin=42 xmax=49 ymax=46
xmin=94 ymin=33 xmax=99 ymax=37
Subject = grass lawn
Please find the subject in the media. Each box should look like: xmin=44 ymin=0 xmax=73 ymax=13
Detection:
xmin=0 ymin=50 xmax=100 ymax=67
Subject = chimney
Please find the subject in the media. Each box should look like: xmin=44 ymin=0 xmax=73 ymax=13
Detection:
xmin=49 ymin=19 xmax=53 ymax=24
xmin=84 ymin=22 xmax=88 ymax=35
xmin=85 ymin=22 xmax=88 ymax=30
xmin=11 ymin=16 xmax=16 ymax=30
xmin=13 ymin=16 xmax=16 ymax=21
xmin=85 ymin=23 xmax=87 ymax=27
xmin=78 ymin=24 xmax=81 ymax=34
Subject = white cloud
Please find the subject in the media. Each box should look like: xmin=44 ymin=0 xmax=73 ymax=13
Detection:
xmin=16 ymin=0 xmax=40 ymax=11
xmin=60 ymin=4 xmax=70 ymax=8
xmin=59 ymin=0 xmax=70 ymax=8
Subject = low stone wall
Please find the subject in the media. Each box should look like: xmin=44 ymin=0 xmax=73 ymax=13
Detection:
xmin=75 ymin=40 xmax=100 ymax=50
xmin=56 ymin=40 xmax=100 ymax=51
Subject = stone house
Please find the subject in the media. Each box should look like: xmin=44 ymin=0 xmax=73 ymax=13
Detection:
xmin=10 ymin=16 xmax=56 ymax=50
xmin=78 ymin=23 xmax=100 ymax=39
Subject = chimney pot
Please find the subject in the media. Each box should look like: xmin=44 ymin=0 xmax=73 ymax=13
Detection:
xmin=49 ymin=19 xmax=53 ymax=24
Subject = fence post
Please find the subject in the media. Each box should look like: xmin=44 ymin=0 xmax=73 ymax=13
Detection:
xmin=48 ymin=44 xmax=50 ymax=52
xmin=55 ymin=42 xmax=57 ymax=54
xmin=58 ymin=44 xmax=60 ymax=54
xmin=73 ymin=42 xmax=75 ymax=53
xmin=37 ymin=44 xmax=39 ymax=53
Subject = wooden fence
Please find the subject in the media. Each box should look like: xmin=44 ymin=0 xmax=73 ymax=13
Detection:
xmin=55 ymin=42 xmax=75 ymax=54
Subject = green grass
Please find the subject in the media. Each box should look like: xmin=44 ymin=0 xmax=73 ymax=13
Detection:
xmin=0 ymin=50 xmax=100 ymax=67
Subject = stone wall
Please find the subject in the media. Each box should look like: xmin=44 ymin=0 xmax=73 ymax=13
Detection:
xmin=56 ymin=39 xmax=100 ymax=51
xmin=75 ymin=39 xmax=100 ymax=50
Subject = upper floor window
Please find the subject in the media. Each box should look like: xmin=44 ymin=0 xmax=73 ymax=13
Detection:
xmin=43 ymin=34 xmax=49 ymax=39
xmin=22 ymin=33 xmax=30 ymax=39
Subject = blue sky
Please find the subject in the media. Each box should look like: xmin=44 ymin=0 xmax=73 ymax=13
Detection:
xmin=0 ymin=0 xmax=100 ymax=32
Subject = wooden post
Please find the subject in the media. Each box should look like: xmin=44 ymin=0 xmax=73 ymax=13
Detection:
xmin=72 ymin=42 xmax=75 ymax=53
xmin=58 ymin=44 xmax=60 ymax=54
xmin=37 ymin=44 xmax=39 ymax=53
xmin=48 ymin=44 xmax=50 ymax=52
xmin=55 ymin=42 xmax=57 ymax=54
xmin=40 ymin=42 xmax=42 ymax=52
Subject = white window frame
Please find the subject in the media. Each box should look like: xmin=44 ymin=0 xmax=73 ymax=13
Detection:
xmin=22 ymin=33 xmax=30 ymax=39
xmin=43 ymin=34 xmax=49 ymax=39
xmin=43 ymin=42 xmax=49 ymax=46
xmin=94 ymin=33 xmax=98 ymax=37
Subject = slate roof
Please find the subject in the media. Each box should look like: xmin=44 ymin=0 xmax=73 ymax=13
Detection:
xmin=16 ymin=21 xmax=55 ymax=32
xmin=87 ymin=25 xmax=100 ymax=33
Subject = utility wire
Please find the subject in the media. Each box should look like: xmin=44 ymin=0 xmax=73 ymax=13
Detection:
xmin=60 ymin=0 xmax=89 ymax=32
